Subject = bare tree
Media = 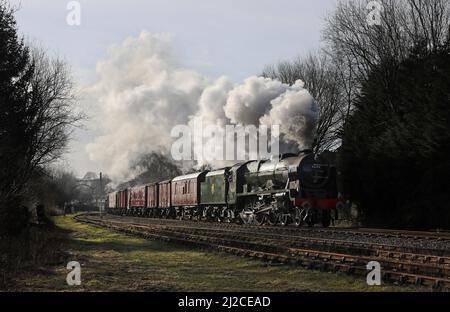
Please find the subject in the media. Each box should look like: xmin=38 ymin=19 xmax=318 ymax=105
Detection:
xmin=263 ymin=52 xmax=346 ymax=152
xmin=0 ymin=40 xmax=82 ymax=232
xmin=316 ymin=0 xmax=450 ymax=147
xmin=28 ymin=50 xmax=82 ymax=166
xmin=323 ymin=0 xmax=450 ymax=86
xmin=27 ymin=168 xmax=80 ymax=214
xmin=17 ymin=50 xmax=83 ymax=185
xmin=119 ymin=152 xmax=182 ymax=189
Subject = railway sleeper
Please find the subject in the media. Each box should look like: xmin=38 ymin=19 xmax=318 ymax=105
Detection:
xmin=74 ymin=215 xmax=450 ymax=291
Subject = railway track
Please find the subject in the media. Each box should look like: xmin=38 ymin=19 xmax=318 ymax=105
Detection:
xmin=133 ymin=225 xmax=450 ymax=265
xmin=88 ymin=215 xmax=450 ymax=261
xmin=74 ymin=213 xmax=450 ymax=291
xmin=98 ymin=214 xmax=450 ymax=256
xmin=103 ymin=213 xmax=450 ymax=243
xmin=357 ymin=228 xmax=450 ymax=240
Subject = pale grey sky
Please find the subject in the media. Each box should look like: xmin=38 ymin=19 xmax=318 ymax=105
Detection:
xmin=11 ymin=0 xmax=338 ymax=177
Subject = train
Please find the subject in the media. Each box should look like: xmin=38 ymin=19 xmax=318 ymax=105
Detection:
xmin=105 ymin=150 xmax=344 ymax=227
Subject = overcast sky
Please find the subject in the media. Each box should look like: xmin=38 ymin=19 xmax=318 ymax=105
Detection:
xmin=11 ymin=0 xmax=338 ymax=177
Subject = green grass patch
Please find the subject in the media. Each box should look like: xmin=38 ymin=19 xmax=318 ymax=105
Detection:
xmin=11 ymin=215 xmax=422 ymax=292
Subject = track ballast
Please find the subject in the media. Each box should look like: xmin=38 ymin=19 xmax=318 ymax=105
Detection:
xmin=74 ymin=213 xmax=450 ymax=291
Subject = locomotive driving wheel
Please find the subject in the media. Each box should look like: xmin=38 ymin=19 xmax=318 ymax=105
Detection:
xmin=293 ymin=207 xmax=307 ymax=227
xmin=223 ymin=209 xmax=234 ymax=223
xmin=216 ymin=208 xmax=225 ymax=223
xmin=306 ymin=214 xmax=315 ymax=227
xmin=238 ymin=209 xmax=251 ymax=225
xmin=279 ymin=214 xmax=291 ymax=226
xmin=204 ymin=207 xmax=215 ymax=222
xmin=240 ymin=200 xmax=258 ymax=225
xmin=266 ymin=212 xmax=279 ymax=226
xmin=254 ymin=212 xmax=266 ymax=226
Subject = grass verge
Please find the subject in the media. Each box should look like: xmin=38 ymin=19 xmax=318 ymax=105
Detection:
xmin=8 ymin=215 xmax=422 ymax=292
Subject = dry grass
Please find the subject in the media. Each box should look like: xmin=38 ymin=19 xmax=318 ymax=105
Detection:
xmin=5 ymin=215 xmax=423 ymax=292
xmin=0 ymin=224 xmax=68 ymax=290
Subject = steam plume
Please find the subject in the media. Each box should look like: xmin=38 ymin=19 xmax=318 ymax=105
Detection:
xmin=84 ymin=31 xmax=317 ymax=182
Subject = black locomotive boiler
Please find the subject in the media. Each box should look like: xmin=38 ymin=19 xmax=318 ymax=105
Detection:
xmin=106 ymin=150 xmax=343 ymax=227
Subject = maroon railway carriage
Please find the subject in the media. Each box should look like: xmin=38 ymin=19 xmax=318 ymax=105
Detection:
xmin=127 ymin=183 xmax=160 ymax=217
xmin=129 ymin=185 xmax=146 ymax=216
xmin=117 ymin=189 xmax=128 ymax=215
xmin=145 ymin=183 xmax=159 ymax=217
xmin=171 ymin=172 xmax=208 ymax=219
xmin=158 ymin=180 xmax=172 ymax=218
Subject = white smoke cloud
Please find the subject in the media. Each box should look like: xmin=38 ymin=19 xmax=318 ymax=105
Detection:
xmin=84 ymin=31 xmax=317 ymax=182
xmin=195 ymin=76 xmax=233 ymax=126
xmin=224 ymin=76 xmax=289 ymax=125
xmin=260 ymin=80 xmax=318 ymax=149
xmin=85 ymin=32 xmax=207 ymax=181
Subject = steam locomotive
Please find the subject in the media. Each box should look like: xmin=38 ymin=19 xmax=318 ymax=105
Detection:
xmin=105 ymin=150 xmax=343 ymax=227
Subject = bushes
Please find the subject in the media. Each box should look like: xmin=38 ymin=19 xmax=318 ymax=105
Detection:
xmin=0 ymin=202 xmax=31 ymax=236
xmin=0 ymin=224 xmax=67 ymax=290
xmin=341 ymin=43 xmax=450 ymax=229
xmin=402 ymin=163 xmax=450 ymax=230
xmin=1 ymin=2 xmax=80 ymax=235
